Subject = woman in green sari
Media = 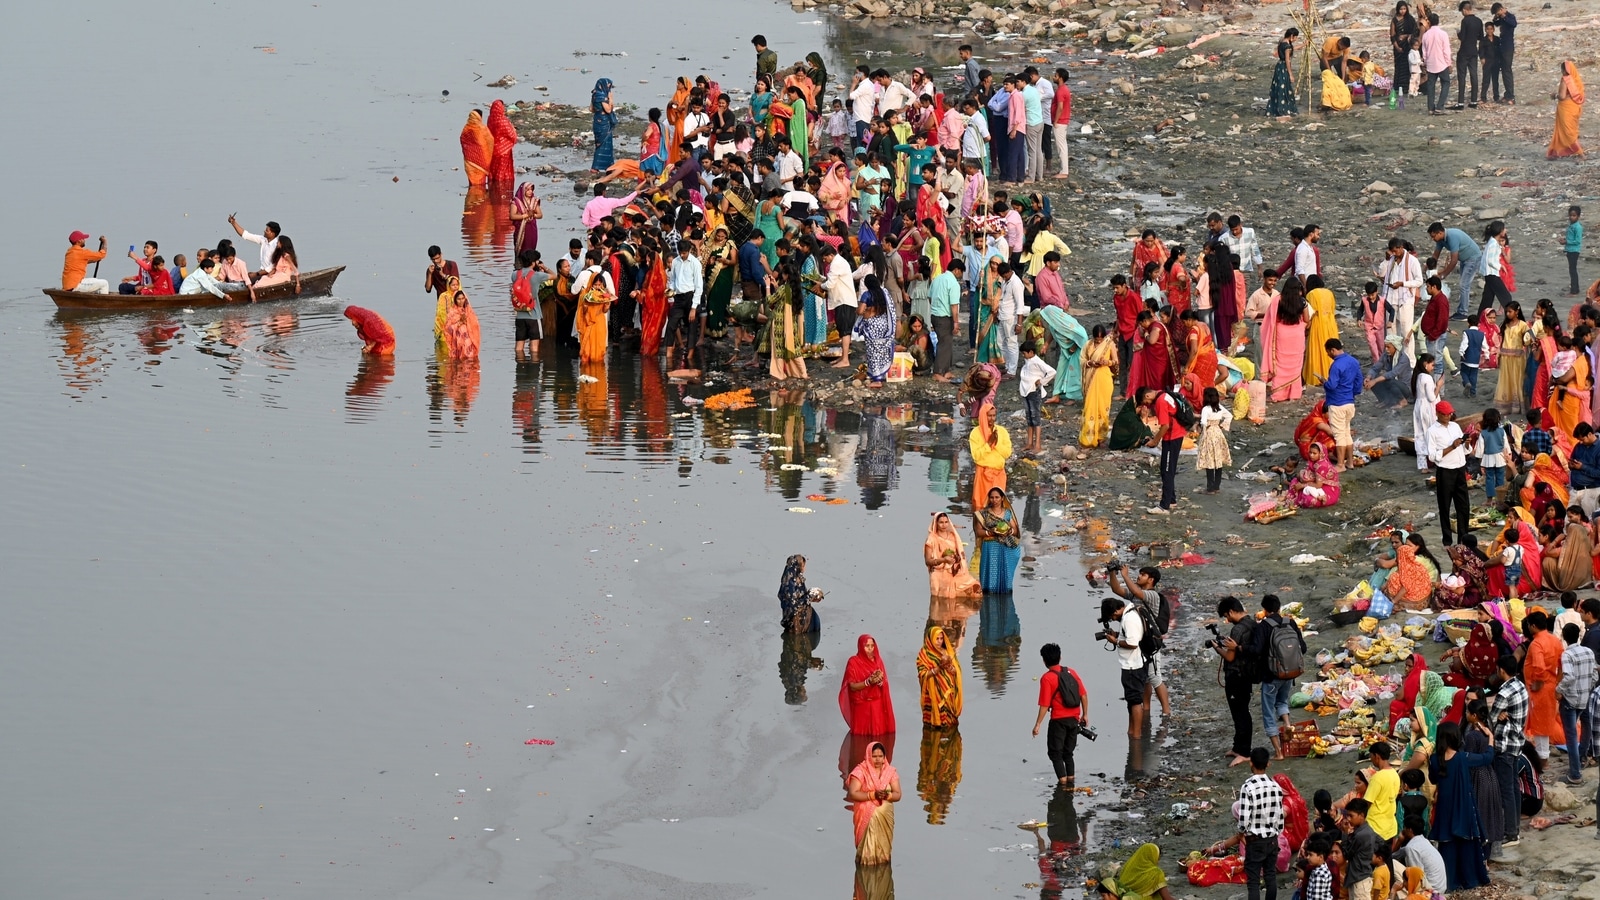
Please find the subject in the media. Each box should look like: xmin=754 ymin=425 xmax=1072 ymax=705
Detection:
xmin=783 ymin=86 xmax=809 ymax=168
xmin=700 ymin=226 xmax=736 ymax=339
xmin=1099 ymin=844 xmax=1177 ymax=900
xmin=1412 ymin=670 xmax=1460 ymax=744
xmin=768 ymin=258 xmax=809 ymax=381
xmin=975 ymin=256 xmax=1005 ymax=367
xmin=1108 ymin=398 xmax=1155 ymax=451
xmin=1027 ymin=307 xmax=1090 ymax=401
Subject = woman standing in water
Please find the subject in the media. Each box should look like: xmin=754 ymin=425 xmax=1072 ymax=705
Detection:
xmin=1269 ymin=28 xmax=1301 ymax=117
xmin=845 ymin=741 xmax=900 ymax=865
xmin=777 ymin=554 xmax=821 ymax=633
xmin=590 ymin=79 xmax=617 ymax=173
xmin=444 ymin=289 xmax=481 ymax=359
xmin=925 ymin=512 xmax=982 ymax=597
xmin=975 ymin=487 xmax=1022 ymax=594
xmin=510 ymin=182 xmax=542 ymax=255
xmin=915 ymin=625 xmax=963 ymax=728
xmin=840 ymin=635 xmax=896 ymax=735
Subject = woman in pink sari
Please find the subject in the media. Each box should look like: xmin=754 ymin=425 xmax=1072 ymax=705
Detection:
xmin=1480 ymin=307 xmax=1502 ymax=369
xmin=1259 ymin=276 xmax=1309 ymax=402
xmin=819 ymin=161 xmax=852 ymax=224
xmin=1287 ymin=442 xmax=1341 ymax=508
xmin=846 ymin=741 xmax=900 ymax=865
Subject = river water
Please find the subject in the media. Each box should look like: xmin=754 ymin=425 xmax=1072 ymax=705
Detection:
xmin=1 ymin=3 xmax=1154 ymax=897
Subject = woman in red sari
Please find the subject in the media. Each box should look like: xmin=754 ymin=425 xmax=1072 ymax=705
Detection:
xmin=487 ymin=100 xmax=518 ymax=188
xmin=1480 ymin=307 xmax=1502 ymax=369
xmin=1485 ymin=516 xmax=1545 ymax=599
xmin=840 ymin=634 xmax=896 ymax=735
xmin=637 ymin=243 xmax=669 ymax=356
xmin=915 ymin=180 xmax=950 ymax=270
xmin=1131 ymin=230 xmax=1167 ymax=288
xmin=1132 ymin=309 xmax=1176 ymax=393
xmin=1531 ymin=326 xmax=1558 ymax=411
xmin=343 ymin=306 xmax=396 ymax=355
xmin=1161 ymin=247 xmax=1192 ymax=318
xmin=1294 ymin=400 xmax=1337 ymax=461
xmin=459 ymin=110 xmax=493 ymax=187
xmin=1388 ymin=653 xmax=1428 ymax=731
xmin=1179 ymin=309 xmax=1218 ymax=408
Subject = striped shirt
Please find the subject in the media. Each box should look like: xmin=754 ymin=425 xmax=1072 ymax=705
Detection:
xmin=1492 ymin=677 xmax=1530 ymax=754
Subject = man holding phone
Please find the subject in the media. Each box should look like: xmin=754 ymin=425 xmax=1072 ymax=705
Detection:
xmin=1427 ymin=400 xmax=1471 ymax=546
xmin=227 ymin=213 xmax=280 ymax=280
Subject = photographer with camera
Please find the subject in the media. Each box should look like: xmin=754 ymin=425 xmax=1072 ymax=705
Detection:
xmin=1251 ymin=594 xmax=1306 ymax=760
xmin=1105 ymin=564 xmax=1173 ymax=720
xmin=1098 ymin=594 xmax=1151 ymax=740
xmin=1208 ymin=596 xmax=1259 ymax=767
xmin=1033 ymin=643 xmax=1093 ymax=786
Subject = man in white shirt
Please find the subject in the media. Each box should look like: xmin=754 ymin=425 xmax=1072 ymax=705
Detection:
xmin=1379 ymin=238 xmax=1425 ymax=355
xmin=227 ymin=213 xmax=280 ymax=278
xmin=822 ymin=245 xmax=859 ymax=369
xmin=850 ymin=76 xmax=879 ymax=148
xmin=997 ymin=261 xmax=1026 ymax=375
xmin=1398 ymin=819 xmax=1447 ymax=892
xmin=178 ymin=257 xmax=229 ymax=298
xmin=1222 ymin=215 xmax=1264 ymax=273
xmin=664 ymin=241 xmax=704 ymax=359
xmin=1427 ymin=400 xmax=1471 ymax=546
xmin=1017 ymin=341 xmax=1057 ymax=454
xmin=682 ymin=98 xmax=712 ymax=153
xmin=776 ymin=144 xmax=804 ymax=192
xmin=1293 ymin=223 xmax=1319 ymax=286
xmin=875 ymin=70 xmax=916 ymax=114
xmin=1099 ymin=595 xmax=1148 ymax=740
xmin=960 ymin=98 xmax=990 ymax=166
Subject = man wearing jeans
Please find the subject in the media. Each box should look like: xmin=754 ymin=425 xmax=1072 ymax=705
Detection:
xmin=1252 ymin=594 xmax=1305 ymax=758
xmin=1236 ymin=749 xmax=1285 ymax=900
xmin=1430 ymin=222 xmax=1483 ymax=317
xmin=1558 ymin=623 xmax=1596 ymax=785
xmin=1491 ymin=655 xmax=1529 ymax=849
xmin=1419 ymin=13 xmax=1453 ymax=114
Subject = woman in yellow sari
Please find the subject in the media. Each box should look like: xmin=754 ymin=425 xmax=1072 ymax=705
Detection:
xmin=434 ymin=275 xmax=462 ymax=342
xmin=925 ymin=513 xmax=982 ymax=597
xmin=1302 ymin=274 xmax=1341 ymax=383
xmin=968 ymin=403 xmax=1012 ymax=509
xmin=915 ymin=625 xmax=963 ymax=727
xmin=1321 ymin=67 xmax=1353 ymax=110
xmin=1099 ymin=844 xmax=1178 ymax=900
xmin=1548 ymin=346 xmax=1593 ymax=441
xmin=1548 ymin=61 xmax=1585 ymax=159
xmin=845 ymin=741 xmax=900 ymax=865
xmin=1080 ymin=324 xmax=1120 ymax=447
xmin=1521 ymin=452 xmax=1571 ymax=509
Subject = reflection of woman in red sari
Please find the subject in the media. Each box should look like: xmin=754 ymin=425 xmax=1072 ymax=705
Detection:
xmin=460 ymin=109 xmax=493 ymax=187
xmin=1179 ymin=309 xmax=1218 ymax=408
xmin=1294 ymin=400 xmax=1336 ymax=460
xmin=487 ymin=99 xmax=518 ymax=188
xmin=637 ymin=244 xmax=668 ymax=356
xmin=840 ymin=634 xmax=896 ymax=735
xmin=343 ymin=305 xmax=395 ymax=355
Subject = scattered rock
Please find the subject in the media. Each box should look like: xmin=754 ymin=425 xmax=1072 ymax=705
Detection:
xmin=1416 ymin=191 xmax=1441 ymax=200
xmin=1477 ymin=208 xmax=1509 ymax=220
xmin=1450 ymin=206 xmax=1474 ymax=216
xmin=1176 ymin=54 xmax=1209 ymax=69
xmin=1458 ymin=168 xmax=1478 ymax=177
xmin=1363 ymin=180 xmax=1395 ymax=194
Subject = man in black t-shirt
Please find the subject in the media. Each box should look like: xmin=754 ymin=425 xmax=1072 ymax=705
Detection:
xmin=1213 ymin=596 xmax=1259 ymax=766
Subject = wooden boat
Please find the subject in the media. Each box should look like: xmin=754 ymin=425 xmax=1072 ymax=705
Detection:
xmin=44 ymin=265 xmax=346 ymax=310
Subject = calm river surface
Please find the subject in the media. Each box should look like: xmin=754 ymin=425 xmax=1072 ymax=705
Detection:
xmin=0 ymin=3 xmax=1151 ymax=897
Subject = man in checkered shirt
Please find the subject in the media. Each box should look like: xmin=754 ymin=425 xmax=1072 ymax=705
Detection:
xmin=1236 ymin=748 xmax=1285 ymax=900
xmin=1491 ymin=654 xmax=1530 ymax=849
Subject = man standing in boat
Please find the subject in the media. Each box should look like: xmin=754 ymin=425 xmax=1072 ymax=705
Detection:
xmin=226 ymin=213 xmax=280 ymax=281
xmin=62 ymin=231 xmax=109 ymax=293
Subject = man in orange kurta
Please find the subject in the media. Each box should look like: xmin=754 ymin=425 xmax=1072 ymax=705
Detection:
xmin=1522 ymin=615 xmax=1566 ymax=760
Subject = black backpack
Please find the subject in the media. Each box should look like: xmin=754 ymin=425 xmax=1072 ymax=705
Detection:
xmin=1054 ymin=667 xmax=1083 ymax=710
xmin=1164 ymin=391 xmax=1198 ymax=430
xmin=1135 ymin=604 xmax=1165 ymax=659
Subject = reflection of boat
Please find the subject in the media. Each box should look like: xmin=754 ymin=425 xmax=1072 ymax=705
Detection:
xmin=45 ymin=266 xmax=346 ymax=310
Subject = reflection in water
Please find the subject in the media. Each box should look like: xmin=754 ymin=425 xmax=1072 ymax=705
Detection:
xmin=426 ymin=349 xmax=481 ymax=429
xmin=915 ymin=726 xmax=963 ymax=824
xmin=928 ymin=593 xmax=981 ymax=655
xmin=762 ymin=389 xmax=820 ymax=499
xmin=926 ymin=441 xmax=958 ymax=501
xmin=136 ymin=319 xmax=182 ymax=356
xmin=973 ymin=592 xmax=1021 ymax=695
xmin=1035 ymin=787 xmax=1088 ymax=900
xmin=345 ymin=354 xmax=396 ymax=423
xmin=576 ymin=363 xmax=610 ymax=447
xmin=853 ymin=862 xmax=896 ymax=900
xmin=633 ymin=358 xmax=672 ymax=455
xmin=511 ymin=362 xmax=543 ymax=453
xmin=55 ymin=318 xmax=109 ymax=396
xmin=855 ymin=408 xmax=898 ymax=510
xmin=777 ymin=629 xmax=823 ymax=705
xmin=460 ymin=186 xmax=513 ymax=273
xmin=1023 ymin=491 xmax=1043 ymax=536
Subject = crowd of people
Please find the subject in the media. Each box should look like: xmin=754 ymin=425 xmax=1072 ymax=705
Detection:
xmin=1266 ymin=0 xmax=1587 ymax=161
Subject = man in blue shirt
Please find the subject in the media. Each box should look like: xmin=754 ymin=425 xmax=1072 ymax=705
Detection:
xmin=1321 ymin=338 xmax=1363 ymax=470
xmin=930 ymin=259 xmax=965 ymax=381
xmin=1569 ymin=423 xmax=1600 ymax=518
xmin=1428 ymin=222 xmax=1483 ymax=318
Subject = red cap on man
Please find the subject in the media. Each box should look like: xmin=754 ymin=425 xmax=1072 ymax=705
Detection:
xmin=1435 ymin=400 xmax=1454 ymax=417
xmin=68 ymin=230 xmax=90 ymax=244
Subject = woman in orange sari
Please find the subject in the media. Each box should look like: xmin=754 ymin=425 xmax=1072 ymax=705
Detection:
xmin=459 ymin=109 xmax=493 ymax=187
xmin=666 ymin=77 xmax=692 ymax=167
xmin=968 ymin=403 xmax=1011 ymax=510
xmin=435 ymin=274 xmax=462 ymax=341
xmin=575 ymin=267 xmax=614 ymax=365
xmin=1294 ymin=400 xmax=1337 ymax=461
xmin=925 ymin=512 xmax=982 ymax=597
xmin=1179 ymin=309 xmax=1219 ymax=408
xmin=1548 ymin=61 xmax=1585 ymax=159
xmin=444 ymin=291 xmax=481 ymax=359
xmin=637 ymin=243 xmax=669 ymax=356
xmin=1548 ymin=339 xmax=1593 ymax=440
xmin=845 ymin=740 xmax=900 ymax=865
xmin=1520 ymin=452 xmax=1571 ymax=509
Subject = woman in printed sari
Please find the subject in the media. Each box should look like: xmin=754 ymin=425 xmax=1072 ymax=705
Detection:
xmin=1080 ymin=325 xmax=1120 ymax=447
xmin=1131 ymin=310 xmax=1175 ymax=396
xmin=969 ymin=403 xmax=1011 ymax=510
xmin=1099 ymin=844 xmax=1178 ymax=900
xmin=1437 ymin=540 xmax=1489 ymax=610
xmin=840 ymin=635 xmax=896 ymax=735
xmin=1260 ymin=277 xmax=1309 ymax=401
xmin=1547 ymin=60 xmax=1585 ymax=160
xmin=638 ymin=108 xmax=668 ymax=177
xmin=926 ymin=512 xmax=983 ymax=597
xmin=459 ymin=109 xmax=493 ymax=187
xmin=487 ymin=99 xmax=517 ymax=187
xmin=768 ymin=259 xmax=810 ymax=381
xmin=666 ymin=77 xmax=692 ymax=167
xmin=975 ymin=256 xmax=1006 ymax=367
xmin=590 ymin=78 xmax=617 ymax=172
xmin=444 ymin=290 xmax=481 ymax=360
xmin=1287 ymin=442 xmax=1341 ymax=508
xmin=700 ymin=227 xmax=736 ymax=340
xmin=510 ymin=182 xmax=542 ymax=255
xmin=778 ymin=554 xmax=822 ymax=633
xmin=853 ymin=278 xmax=896 ymax=387
xmin=1294 ymin=400 xmax=1338 ymax=461
xmin=1414 ymin=670 xmax=1464 ymax=742
xmin=916 ymin=625 xmax=964 ymax=728
xmin=820 ymin=161 xmax=853 ymax=224
xmin=1131 ymin=230 xmax=1168 ymax=288
xmin=637 ymin=243 xmax=669 ymax=356
xmin=1179 ymin=309 xmax=1219 ymax=409
xmin=1542 ymin=507 xmax=1594 ymax=591
xmin=1447 ymin=619 xmax=1505 ymax=687
xmin=343 ymin=306 xmax=395 ymax=355
xmin=845 ymin=740 xmax=900 ymax=865
xmin=435 ymin=274 xmax=462 ymax=342
xmin=975 ymin=487 xmax=1022 ymax=593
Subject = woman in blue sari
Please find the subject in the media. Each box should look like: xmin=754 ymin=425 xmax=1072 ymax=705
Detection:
xmin=1032 ymin=306 xmax=1089 ymax=401
xmin=853 ymin=276 xmax=896 ymax=386
xmin=590 ymin=78 xmax=618 ymax=172
xmin=975 ymin=487 xmax=1022 ymax=593
xmin=750 ymin=76 xmax=775 ymax=132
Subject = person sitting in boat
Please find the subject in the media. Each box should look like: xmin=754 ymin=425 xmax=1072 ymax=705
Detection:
xmin=214 ymin=243 xmax=249 ymax=285
xmin=119 ymin=240 xmax=158 ymax=294
xmin=139 ymin=256 xmax=176 ymax=296
xmin=248 ymin=236 xmax=300 ymax=302
xmin=62 ymin=231 xmax=109 ymax=293
xmin=179 ymin=257 xmax=229 ymax=299
xmin=227 ymin=213 xmax=280 ymax=280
